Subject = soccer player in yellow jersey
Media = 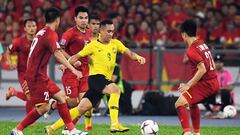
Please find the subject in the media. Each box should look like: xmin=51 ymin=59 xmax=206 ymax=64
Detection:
xmin=48 ymin=19 xmax=146 ymax=133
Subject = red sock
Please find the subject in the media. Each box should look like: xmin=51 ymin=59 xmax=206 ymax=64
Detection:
xmin=25 ymin=101 xmax=34 ymax=114
xmin=176 ymin=106 xmax=191 ymax=132
xmin=72 ymin=116 xmax=80 ymax=125
xmin=57 ymin=103 xmax=74 ymax=131
xmin=190 ymin=105 xmax=200 ymax=133
xmin=16 ymin=109 xmax=41 ymax=131
xmin=14 ymin=90 xmax=27 ymax=101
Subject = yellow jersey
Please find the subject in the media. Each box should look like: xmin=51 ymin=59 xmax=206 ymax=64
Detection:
xmin=78 ymin=39 xmax=127 ymax=80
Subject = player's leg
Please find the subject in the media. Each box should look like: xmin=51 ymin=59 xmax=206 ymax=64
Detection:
xmin=11 ymin=81 xmax=49 ymax=133
xmin=79 ymin=77 xmax=93 ymax=131
xmin=103 ymin=83 xmax=129 ymax=132
xmin=175 ymin=95 xmax=191 ymax=135
xmin=5 ymin=86 xmax=26 ymax=100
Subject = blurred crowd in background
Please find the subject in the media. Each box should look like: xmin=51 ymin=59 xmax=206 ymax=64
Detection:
xmin=0 ymin=0 xmax=240 ymax=50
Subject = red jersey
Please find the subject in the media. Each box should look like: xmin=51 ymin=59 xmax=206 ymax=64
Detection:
xmin=187 ymin=39 xmax=217 ymax=80
xmin=59 ymin=26 xmax=91 ymax=74
xmin=9 ymin=35 xmax=32 ymax=76
xmin=25 ymin=26 xmax=60 ymax=81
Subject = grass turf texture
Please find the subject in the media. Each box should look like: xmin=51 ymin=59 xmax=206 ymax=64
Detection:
xmin=1 ymin=122 xmax=240 ymax=135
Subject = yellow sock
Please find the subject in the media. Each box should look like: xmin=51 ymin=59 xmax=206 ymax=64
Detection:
xmin=84 ymin=109 xmax=92 ymax=127
xmin=108 ymin=93 xmax=120 ymax=125
xmin=51 ymin=107 xmax=81 ymax=130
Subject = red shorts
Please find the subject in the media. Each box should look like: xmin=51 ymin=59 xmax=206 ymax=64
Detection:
xmin=182 ymin=78 xmax=219 ymax=105
xmin=62 ymin=71 xmax=88 ymax=98
xmin=27 ymin=78 xmax=61 ymax=106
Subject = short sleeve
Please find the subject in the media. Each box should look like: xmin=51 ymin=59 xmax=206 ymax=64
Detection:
xmin=59 ymin=30 xmax=72 ymax=48
xmin=187 ymin=48 xmax=203 ymax=65
xmin=47 ymin=32 xmax=60 ymax=53
xmin=115 ymin=39 xmax=127 ymax=54
xmin=78 ymin=42 xmax=93 ymax=57
xmin=8 ymin=38 xmax=19 ymax=54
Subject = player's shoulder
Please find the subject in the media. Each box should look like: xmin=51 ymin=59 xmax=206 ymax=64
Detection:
xmin=13 ymin=36 xmax=24 ymax=44
xmin=111 ymin=39 xmax=123 ymax=44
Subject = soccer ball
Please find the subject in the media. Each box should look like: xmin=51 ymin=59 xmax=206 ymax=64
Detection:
xmin=141 ymin=120 xmax=159 ymax=135
xmin=223 ymin=105 xmax=237 ymax=118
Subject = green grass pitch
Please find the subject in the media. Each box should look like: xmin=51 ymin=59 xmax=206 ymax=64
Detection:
xmin=1 ymin=122 xmax=240 ymax=135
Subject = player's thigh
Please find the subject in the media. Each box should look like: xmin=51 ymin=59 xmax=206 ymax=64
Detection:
xmin=175 ymin=95 xmax=189 ymax=108
xmin=83 ymin=88 xmax=103 ymax=108
xmin=88 ymin=74 xmax=112 ymax=94
xmin=47 ymin=79 xmax=61 ymax=97
xmin=27 ymin=80 xmax=50 ymax=106
xmin=183 ymin=79 xmax=219 ymax=105
xmin=102 ymin=83 xmax=120 ymax=95
xmin=62 ymin=73 xmax=79 ymax=98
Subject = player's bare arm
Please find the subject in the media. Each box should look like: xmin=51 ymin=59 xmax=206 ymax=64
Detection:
xmin=5 ymin=49 xmax=16 ymax=69
xmin=68 ymin=53 xmax=82 ymax=65
xmin=58 ymin=49 xmax=81 ymax=72
xmin=178 ymin=62 xmax=206 ymax=92
xmin=54 ymin=49 xmax=82 ymax=79
xmin=124 ymin=49 xmax=146 ymax=64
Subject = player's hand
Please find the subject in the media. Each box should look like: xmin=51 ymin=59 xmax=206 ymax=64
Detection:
xmin=9 ymin=64 xmax=17 ymax=70
xmin=73 ymin=60 xmax=81 ymax=67
xmin=59 ymin=64 xmax=67 ymax=72
xmin=178 ymin=83 xmax=190 ymax=93
xmin=72 ymin=69 xmax=83 ymax=80
xmin=137 ymin=55 xmax=146 ymax=64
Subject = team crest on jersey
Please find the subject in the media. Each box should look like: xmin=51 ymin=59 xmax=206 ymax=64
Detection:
xmin=84 ymin=40 xmax=89 ymax=46
xmin=112 ymin=48 xmax=117 ymax=54
xmin=60 ymin=39 xmax=66 ymax=46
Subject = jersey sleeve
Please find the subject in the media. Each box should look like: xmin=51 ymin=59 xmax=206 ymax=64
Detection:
xmin=78 ymin=42 xmax=93 ymax=57
xmin=47 ymin=32 xmax=60 ymax=53
xmin=115 ymin=39 xmax=127 ymax=54
xmin=187 ymin=48 xmax=203 ymax=65
xmin=59 ymin=30 xmax=72 ymax=48
xmin=8 ymin=38 xmax=19 ymax=54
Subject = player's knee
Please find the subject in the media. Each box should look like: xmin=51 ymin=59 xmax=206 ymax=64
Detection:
xmin=110 ymin=83 xmax=120 ymax=94
xmin=36 ymin=104 xmax=49 ymax=115
xmin=67 ymin=98 xmax=79 ymax=108
xmin=78 ymin=103 xmax=91 ymax=114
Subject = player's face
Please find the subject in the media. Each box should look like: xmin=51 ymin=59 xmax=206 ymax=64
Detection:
xmin=181 ymin=32 xmax=187 ymax=43
xmin=101 ymin=24 xmax=114 ymax=42
xmin=24 ymin=21 xmax=37 ymax=35
xmin=55 ymin=17 xmax=61 ymax=29
xmin=89 ymin=19 xmax=100 ymax=34
xmin=215 ymin=62 xmax=223 ymax=70
xmin=75 ymin=12 xmax=88 ymax=29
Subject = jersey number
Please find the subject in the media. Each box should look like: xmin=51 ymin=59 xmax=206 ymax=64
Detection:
xmin=29 ymin=37 xmax=38 ymax=58
xmin=44 ymin=91 xmax=49 ymax=101
xmin=66 ymin=86 xmax=72 ymax=95
xmin=204 ymin=51 xmax=215 ymax=70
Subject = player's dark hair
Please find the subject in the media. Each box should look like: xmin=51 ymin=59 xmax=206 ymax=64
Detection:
xmin=23 ymin=18 xmax=37 ymax=27
xmin=100 ymin=19 xmax=113 ymax=28
xmin=74 ymin=6 xmax=88 ymax=17
xmin=89 ymin=14 xmax=100 ymax=22
xmin=180 ymin=19 xmax=197 ymax=37
xmin=45 ymin=7 xmax=61 ymax=23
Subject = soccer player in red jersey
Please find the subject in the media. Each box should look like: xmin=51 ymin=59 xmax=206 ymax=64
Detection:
xmin=5 ymin=18 xmax=37 ymax=115
xmin=44 ymin=6 xmax=92 ymax=132
xmin=11 ymin=7 xmax=84 ymax=135
xmin=175 ymin=20 xmax=219 ymax=135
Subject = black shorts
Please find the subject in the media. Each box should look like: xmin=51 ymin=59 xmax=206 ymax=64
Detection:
xmin=83 ymin=74 xmax=112 ymax=107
